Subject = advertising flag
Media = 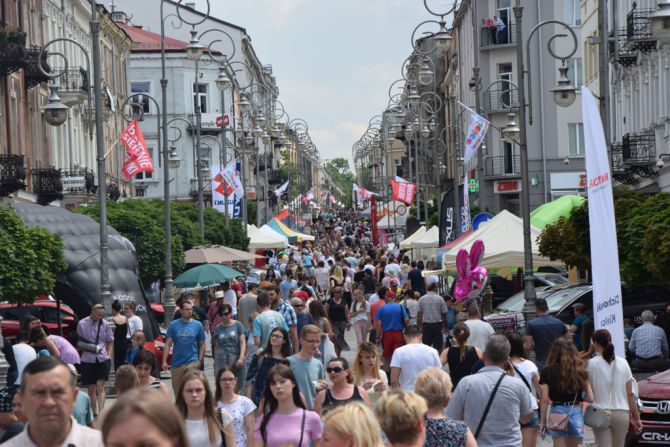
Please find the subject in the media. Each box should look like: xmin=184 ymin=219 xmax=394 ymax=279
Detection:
xmin=120 ymin=119 xmax=154 ymax=180
xmin=390 ymin=179 xmax=416 ymax=206
xmin=304 ymin=188 xmax=314 ymax=201
xmin=459 ymin=102 xmax=490 ymax=164
xmin=582 ymin=86 xmax=625 ymax=356
xmin=462 ymin=172 xmax=471 ymax=233
xmin=274 ymin=181 xmax=289 ymax=197
xmin=220 ymin=160 xmax=244 ymax=198
xmin=211 ymin=164 xmax=242 ymax=218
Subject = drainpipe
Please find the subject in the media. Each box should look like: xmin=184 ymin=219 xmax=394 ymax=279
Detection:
xmin=536 ymin=0 xmax=548 ymax=203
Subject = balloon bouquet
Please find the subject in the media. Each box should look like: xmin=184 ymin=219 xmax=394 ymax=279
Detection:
xmin=453 ymin=239 xmax=489 ymax=310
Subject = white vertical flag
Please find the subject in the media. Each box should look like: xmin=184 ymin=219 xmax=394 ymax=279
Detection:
xmin=582 ymin=86 xmax=625 ymax=357
xmin=274 ymin=181 xmax=289 ymax=197
xmin=459 ymin=102 xmax=490 ymax=164
xmin=462 ymin=172 xmax=471 ymax=233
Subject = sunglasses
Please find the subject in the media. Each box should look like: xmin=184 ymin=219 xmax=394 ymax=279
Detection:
xmin=222 ymin=312 xmax=231 ymax=316
xmin=292 ymin=304 xmax=304 ymax=308
xmin=326 ymin=366 xmax=344 ymax=374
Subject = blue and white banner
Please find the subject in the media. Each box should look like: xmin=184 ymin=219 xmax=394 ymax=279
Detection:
xmin=582 ymin=86 xmax=624 ymax=356
xmin=212 ymin=163 xmax=242 ymax=218
xmin=459 ymin=102 xmax=490 ymax=164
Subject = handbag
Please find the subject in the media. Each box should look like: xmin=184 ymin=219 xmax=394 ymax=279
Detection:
xmin=584 ymin=360 xmax=615 ymax=429
xmin=547 ymin=393 xmax=579 ymax=432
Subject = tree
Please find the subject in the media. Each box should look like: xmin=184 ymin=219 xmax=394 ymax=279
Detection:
xmin=324 ymin=158 xmax=356 ymax=207
xmin=0 ymin=206 xmax=67 ymax=303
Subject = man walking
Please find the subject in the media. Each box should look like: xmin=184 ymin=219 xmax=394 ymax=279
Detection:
xmin=288 ymin=325 xmax=326 ymax=410
xmin=465 ymin=304 xmax=495 ymax=352
xmin=5 ymin=357 xmax=103 ymax=446
xmin=446 ymin=335 xmax=534 ymax=447
xmin=252 ymin=291 xmax=288 ymax=350
xmin=524 ymin=298 xmax=567 ymax=369
xmin=123 ymin=301 xmax=143 ymax=340
xmin=76 ymin=303 xmax=113 ymax=417
xmin=268 ymin=284 xmax=299 ymax=353
xmin=162 ymin=299 xmax=206 ymax=391
xmin=389 ymin=324 xmax=441 ymax=391
xmin=237 ymin=282 xmax=259 ymax=332
xmin=374 ymin=290 xmax=409 ymax=368
xmin=417 ymin=282 xmax=448 ymax=352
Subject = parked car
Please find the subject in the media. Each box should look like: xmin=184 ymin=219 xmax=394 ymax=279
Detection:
xmin=0 ymin=300 xmax=78 ymax=344
xmin=487 ymin=272 xmax=569 ymax=308
xmin=625 ymin=370 xmax=670 ymax=446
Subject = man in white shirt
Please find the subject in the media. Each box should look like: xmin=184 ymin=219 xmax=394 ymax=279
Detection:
xmin=390 ymin=324 xmax=441 ymax=392
xmin=12 ymin=332 xmax=36 ymax=387
xmin=464 ymin=304 xmax=495 ymax=351
xmin=124 ymin=301 xmax=143 ymax=339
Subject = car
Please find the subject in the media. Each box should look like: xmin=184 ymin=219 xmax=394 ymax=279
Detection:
xmin=0 ymin=300 xmax=79 ymax=344
xmin=487 ymin=272 xmax=569 ymax=308
xmin=625 ymin=369 xmax=670 ymax=446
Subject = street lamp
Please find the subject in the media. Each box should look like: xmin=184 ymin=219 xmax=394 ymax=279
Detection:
xmin=42 ymin=85 xmax=69 ymax=126
xmin=186 ymin=28 xmax=206 ymax=61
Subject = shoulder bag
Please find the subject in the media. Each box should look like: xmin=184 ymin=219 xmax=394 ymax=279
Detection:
xmin=474 ymin=373 xmax=506 ymax=439
xmin=547 ymin=393 xmax=579 ymax=432
xmin=584 ymin=360 xmax=615 ymax=429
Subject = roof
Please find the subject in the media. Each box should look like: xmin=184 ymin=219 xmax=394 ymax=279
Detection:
xmin=116 ymin=22 xmax=188 ymax=52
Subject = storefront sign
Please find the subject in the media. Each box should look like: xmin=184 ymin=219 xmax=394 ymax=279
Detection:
xmin=494 ymin=179 xmax=521 ymax=194
xmin=550 ymin=171 xmax=587 ymax=190
xmin=62 ymin=176 xmax=86 ymax=189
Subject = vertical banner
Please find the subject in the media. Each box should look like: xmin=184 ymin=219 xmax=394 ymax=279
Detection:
xmin=212 ymin=164 xmax=242 ymax=218
xmin=371 ymin=195 xmax=378 ymax=245
xmin=459 ymin=102 xmax=490 ymax=164
xmin=462 ymin=172 xmax=471 ymax=233
xmin=582 ymin=86 xmax=624 ymax=357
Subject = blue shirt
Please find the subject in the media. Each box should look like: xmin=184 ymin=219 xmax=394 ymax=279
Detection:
xmin=72 ymin=390 xmax=94 ymax=426
xmin=166 ymin=318 xmax=205 ymax=368
xmin=376 ymin=302 xmax=409 ymax=331
xmin=629 ymin=322 xmax=670 ymax=359
xmin=296 ymin=312 xmax=315 ymax=337
xmin=288 ymin=355 xmax=325 ymax=410
xmin=279 ymin=279 xmax=298 ymax=301
xmin=525 ymin=315 xmax=567 ymax=362
xmin=572 ymin=315 xmax=589 ymax=349
xmin=446 ymin=307 xmax=458 ymax=330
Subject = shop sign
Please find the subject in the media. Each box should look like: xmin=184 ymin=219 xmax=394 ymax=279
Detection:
xmin=494 ymin=179 xmax=521 ymax=194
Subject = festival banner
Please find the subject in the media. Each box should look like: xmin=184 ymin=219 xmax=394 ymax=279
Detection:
xmin=220 ymin=159 xmax=244 ymax=198
xmin=211 ymin=164 xmax=242 ymax=218
xmin=390 ymin=179 xmax=416 ymax=206
xmin=459 ymin=102 xmax=490 ymax=164
xmin=371 ymin=195 xmax=378 ymax=245
xmin=462 ymin=172 xmax=471 ymax=233
xmin=582 ymin=86 xmax=625 ymax=356
xmin=120 ymin=119 xmax=154 ymax=180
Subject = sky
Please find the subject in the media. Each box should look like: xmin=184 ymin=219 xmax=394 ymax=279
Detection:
xmin=208 ymin=0 xmax=447 ymax=170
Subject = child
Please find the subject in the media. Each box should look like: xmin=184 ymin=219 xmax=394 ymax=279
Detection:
xmin=124 ymin=330 xmax=145 ymax=365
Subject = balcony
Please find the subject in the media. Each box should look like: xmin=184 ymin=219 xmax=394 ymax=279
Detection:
xmin=483 ymin=85 xmax=519 ymax=113
xmin=609 ymin=28 xmax=639 ymax=68
xmin=24 ymin=48 xmax=50 ymax=89
xmin=0 ymin=27 xmax=27 ymax=77
xmin=31 ymin=168 xmax=63 ymax=205
xmin=622 ymin=131 xmax=656 ymax=178
xmin=0 ymin=154 xmax=26 ymax=196
xmin=61 ymin=168 xmax=96 ymax=195
xmin=484 ymin=155 xmax=520 ymax=178
xmin=611 ymin=143 xmax=638 ymax=185
xmin=480 ymin=23 xmax=515 ymax=49
xmin=257 ymin=154 xmax=273 ymax=172
xmin=57 ymin=68 xmax=89 ymax=106
xmin=626 ymin=7 xmax=656 ymax=52
xmin=190 ymin=178 xmax=212 ymax=196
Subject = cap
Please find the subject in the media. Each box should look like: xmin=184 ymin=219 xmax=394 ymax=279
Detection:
xmin=215 ymin=291 xmax=224 ymax=299
xmin=246 ymin=277 xmax=259 ymax=285
xmin=295 ymin=290 xmax=309 ymax=300
xmin=386 ymin=291 xmax=397 ymax=299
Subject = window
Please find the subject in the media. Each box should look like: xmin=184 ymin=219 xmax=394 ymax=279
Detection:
xmin=135 ymin=146 xmax=154 ymax=180
xmin=565 ymin=0 xmax=581 ymax=26
xmin=498 ymin=63 xmax=513 ymax=108
xmin=130 ymin=82 xmax=151 ymax=114
xmin=496 ymin=0 xmax=512 ymax=43
xmin=198 ymin=146 xmax=211 ymax=173
xmin=568 ymin=123 xmax=585 ymax=155
xmin=193 ymin=83 xmax=208 ymax=113
xmin=565 ymin=58 xmax=583 ymax=88
xmin=503 ymin=141 xmax=518 ymax=174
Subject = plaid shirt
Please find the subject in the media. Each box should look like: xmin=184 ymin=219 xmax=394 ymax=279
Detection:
xmin=629 ymin=322 xmax=669 ymax=359
xmin=277 ymin=299 xmax=297 ymax=327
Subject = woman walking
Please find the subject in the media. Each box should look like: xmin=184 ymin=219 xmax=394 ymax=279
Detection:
xmin=213 ymin=303 xmax=246 ymax=376
xmin=314 ymin=358 xmax=371 ymax=415
xmin=132 ymin=349 xmax=169 ymax=397
xmin=350 ymin=289 xmax=370 ymax=345
xmin=351 ymin=342 xmax=388 ymax=407
xmin=440 ymin=323 xmax=482 ymax=389
xmin=508 ymin=333 xmax=541 ymax=447
xmin=215 ymin=366 xmax=257 ymax=447
xmin=326 ymin=287 xmax=350 ymax=357
xmin=539 ymin=338 xmax=594 ymax=447
xmin=111 ymin=300 xmax=128 ymax=368
xmin=254 ymin=364 xmax=322 ymax=447
xmin=176 ymin=369 xmax=236 ymax=447
xmin=375 ymin=390 xmax=427 ymax=447
xmin=587 ymin=329 xmax=642 ymax=446
xmin=247 ymin=327 xmax=291 ymax=405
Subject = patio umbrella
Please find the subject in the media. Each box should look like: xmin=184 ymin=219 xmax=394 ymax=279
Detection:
xmin=173 ymin=263 xmax=244 ymax=288
xmin=184 ymin=245 xmax=262 ymax=264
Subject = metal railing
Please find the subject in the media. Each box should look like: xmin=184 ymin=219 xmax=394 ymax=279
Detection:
xmin=485 ymin=154 xmax=520 ymax=177
xmin=483 ymin=85 xmax=519 ymax=113
xmin=480 ymin=22 xmax=515 ymax=48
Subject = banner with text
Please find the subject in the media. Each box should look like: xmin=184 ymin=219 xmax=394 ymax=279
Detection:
xmin=390 ymin=180 xmax=416 ymax=206
xmin=459 ymin=102 xmax=490 ymax=164
xmin=582 ymin=86 xmax=624 ymax=356
xmin=462 ymin=172 xmax=471 ymax=233
xmin=120 ymin=119 xmax=154 ymax=180
xmin=212 ymin=164 xmax=242 ymax=218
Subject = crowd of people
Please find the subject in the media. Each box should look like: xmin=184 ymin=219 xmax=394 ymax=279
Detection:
xmin=0 ymin=211 xmax=660 ymax=446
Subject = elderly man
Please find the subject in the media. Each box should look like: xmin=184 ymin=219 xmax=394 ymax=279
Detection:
xmin=629 ymin=310 xmax=670 ymax=371
xmin=446 ymin=334 xmax=534 ymax=447
xmin=4 ymin=357 xmax=103 ymax=446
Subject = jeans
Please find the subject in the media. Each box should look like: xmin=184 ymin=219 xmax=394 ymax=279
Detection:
xmin=422 ymin=322 xmax=444 ymax=352
xmin=353 ymin=320 xmax=368 ymax=345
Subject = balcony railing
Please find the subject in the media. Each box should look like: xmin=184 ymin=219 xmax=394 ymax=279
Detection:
xmin=190 ymin=178 xmax=212 ymax=196
xmin=485 ymin=155 xmax=520 ymax=178
xmin=56 ymin=68 xmax=89 ymax=105
xmin=480 ymin=22 xmax=515 ymax=48
xmin=483 ymin=85 xmax=519 ymax=113
xmin=626 ymin=7 xmax=656 ymax=52
xmin=609 ymin=28 xmax=639 ymax=68
xmin=31 ymin=168 xmax=63 ymax=205
xmin=0 ymin=27 xmax=27 ymax=77
xmin=611 ymin=144 xmax=638 ymax=185
xmin=0 ymin=154 xmax=26 ymax=196
xmin=24 ymin=48 xmax=50 ymax=89
xmin=622 ymin=131 xmax=657 ymax=178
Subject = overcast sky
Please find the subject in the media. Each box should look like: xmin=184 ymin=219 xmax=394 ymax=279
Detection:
xmin=209 ymin=0 xmax=445 ymax=169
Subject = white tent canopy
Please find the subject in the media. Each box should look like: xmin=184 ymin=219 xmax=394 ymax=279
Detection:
xmin=293 ymin=229 xmax=315 ymax=241
xmin=259 ymin=225 xmax=290 ymax=246
xmin=410 ymin=225 xmax=440 ymax=248
xmin=440 ymin=210 xmax=564 ymax=269
xmin=247 ymin=224 xmax=287 ymax=250
xmin=377 ymin=214 xmax=407 ymax=230
xmin=400 ymin=226 xmax=427 ymax=249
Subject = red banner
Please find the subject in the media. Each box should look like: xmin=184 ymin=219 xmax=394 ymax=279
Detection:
xmin=390 ymin=180 xmax=416 ymax=205
xmin=371 ymin=196 xmax=378 ymax=245
xmin=120 ymin=119 xmax=154 ymax=180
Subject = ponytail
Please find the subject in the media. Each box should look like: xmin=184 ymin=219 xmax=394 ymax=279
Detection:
xmin=453 ymin=323 xmax=470 ymax=361
xmin=592 ymin=329 xmax=615 ymax=363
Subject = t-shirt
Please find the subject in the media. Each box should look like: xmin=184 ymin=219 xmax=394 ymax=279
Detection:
xmin=408 ymin=269 xmax=426 ymax=295
xmin=214 ymin=321 xmax=245 ymax=357
xmin=252 ymin=310 xmax=288 ymax=349
xmin=280 ymin=279 xmax=298 ymax=301
xmin=165 ymin=318 xmax=206 ymax=368
xmin=525 ymin=315 xmax=568 ymax=362
xmin=72 ymin=390 xmax=94 ymax=426
xmin=390 ymin=343 xmax=441 ymax=391
xmin=224 ymin=289 xmax=238 ymax=316
xmin=361 ymin=276 xmax=377 ymax=294
xmin=351 ymin=301 xmax=370 ymax=323
xmin=513 ymin=359 xmax=539 ymax=410
xmin=539 ymin=366 xmax=585 ymax=403
xmin=237 ymin=294 xmax=259 ymax=330
xmin=12 ymin=343 xmax=37 ymax=386
xmin=288 ymin=355 xmax=325 ymax=410
xmin=296 ymin=312 xmax=315 ymax=337
xmin=49 ymin=335 xmax=80 ymax=365
xmin=376 ymin=302 xmax=408 ymax=331
xmin=464 ymin=319 xmax=495 ymax=351
xmin=572 ymin=315 xmax=589 ymax=349
xmin=254 ymin=408 xmax=323 ymax=447
xmin=588 ymin=355 xmax=634 ymax=411
xmin=126 ymin=315 xmax=143 ymax=338
xmin=185 ymin=412 xmax=232 ymax=447
xmin=217 ymin=396 xmax=257 ymax=447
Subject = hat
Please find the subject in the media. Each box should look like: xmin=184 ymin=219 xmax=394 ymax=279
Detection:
xmin=215 ymin=291 xmax=224 ymax=299
xmin=259 ymin=280 xmax=274 ymax=289
xmin=295 ymin=290 xmax=309 ymax=300
xmin=246 ymin=276 xmax=259 ymax=285
xmin=386 ymin=291 xmax=397 ymax=299
xmin=386 ymin=269 xmax=397 ymax=278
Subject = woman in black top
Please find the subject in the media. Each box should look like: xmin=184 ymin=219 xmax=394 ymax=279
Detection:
xmin=325 ymin=288 xmax=350 ymax=357
xmin=111 ymin=300 xmax=129 ymax=368
xmin=440 ymin=323 xmax=482 ymax=389
xmin=314 ymin=358 xmax=371 ymax=416
xmin=539 ymin=337 xmax=593 ymax=446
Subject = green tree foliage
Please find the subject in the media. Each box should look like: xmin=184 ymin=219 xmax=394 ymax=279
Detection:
xmin=0 ymin=206 xmax=67 ymax=302
xmin=75 ymin=200 xmax=249 ymax=287
xmin=537 ymin=188 xmax=670 ymax=286
xmin=324 ymin=158 xmax=356 ymax=207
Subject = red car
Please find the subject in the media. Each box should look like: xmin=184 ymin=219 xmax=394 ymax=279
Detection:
xmin=0 ymin=300 xmax=78 ymax=344
xmin=626 ymin=370 xmax=670 ymax=446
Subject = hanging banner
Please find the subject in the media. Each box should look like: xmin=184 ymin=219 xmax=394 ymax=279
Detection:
xmin=220 ymin=159 xmax=244 ymax=198
xmin=390 ymin=180 xmax=416 ymax=206
xmin=371 ymin=195 xmax=378 ymax=245
xmin=582 ymin=86 xmax=624 ymax=357
xmin=274 ymin=181 xmax=289 ymax=197
xmin=212 ymin=164 xmax=242 ymax=218
xmin=462 ymin=172 xmax=471 ymax=233
xmin=459 ymin=102 xmax=490 ymax=165
xmin=120 ymin=119 xmax=154 ymax=180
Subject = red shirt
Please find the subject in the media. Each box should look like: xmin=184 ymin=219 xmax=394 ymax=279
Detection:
xmin=371 ymin=301 xmax=385 ymax=324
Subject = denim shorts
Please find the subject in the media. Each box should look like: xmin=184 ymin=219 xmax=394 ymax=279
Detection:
xmin=547 ymin=404 xmax=583 ymax=441
xmin=521 ymin=409 xmax=540 ymax=429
